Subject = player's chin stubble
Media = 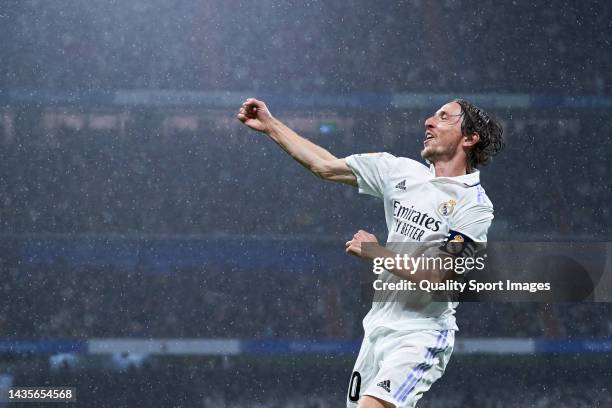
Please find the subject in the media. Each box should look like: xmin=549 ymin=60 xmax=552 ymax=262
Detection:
xmin=421 ymin=144 xmax=453 ymax=162
xmin=421 ymin=146 xmax=435 ymax=161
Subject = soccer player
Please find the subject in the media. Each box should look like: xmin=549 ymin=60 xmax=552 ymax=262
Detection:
xmin=237 ymin=98 xmax=504 ymax=408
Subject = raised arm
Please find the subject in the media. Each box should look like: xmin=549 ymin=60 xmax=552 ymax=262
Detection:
xmin=237 ymin=98 xmax=357 ymax=186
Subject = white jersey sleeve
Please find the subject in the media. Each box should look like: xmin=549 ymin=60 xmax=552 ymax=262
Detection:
xmin=449 ymin=201 xmax=494 ymax=242
xmin=344 ymin=152 xmax=396 ymax=199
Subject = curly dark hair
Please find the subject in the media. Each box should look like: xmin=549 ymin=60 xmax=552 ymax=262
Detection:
xmin=454 ymin=99 xmax=505 ymax=169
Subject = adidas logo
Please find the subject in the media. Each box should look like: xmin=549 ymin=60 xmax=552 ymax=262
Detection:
xmin=395 ymin=180 xmax=406 ymax=190
xmin=377 ymin=380 xmax=391 ymax=393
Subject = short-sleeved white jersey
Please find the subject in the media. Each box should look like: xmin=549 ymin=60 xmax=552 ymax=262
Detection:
xmin=345 ymin=152 xmax=493 ymax=333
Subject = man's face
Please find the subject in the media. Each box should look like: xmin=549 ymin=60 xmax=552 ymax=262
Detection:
xmin=421 ymin=102 xmax=465 ymax=163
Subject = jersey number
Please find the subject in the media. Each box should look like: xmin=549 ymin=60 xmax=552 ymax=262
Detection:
xmin=348 ymin=371 xmax=361 ymax=402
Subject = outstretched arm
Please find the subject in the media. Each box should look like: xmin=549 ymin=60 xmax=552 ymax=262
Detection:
xmin=237 ymin=98 xmax=357 ymax=186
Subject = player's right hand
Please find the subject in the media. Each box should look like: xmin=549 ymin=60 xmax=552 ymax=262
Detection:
xmin=237 ymin=98 xmax=274 ymax=133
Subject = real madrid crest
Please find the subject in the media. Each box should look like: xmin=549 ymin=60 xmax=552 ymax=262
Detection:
xmin=438 ymin=199 xmax=456 ymax=217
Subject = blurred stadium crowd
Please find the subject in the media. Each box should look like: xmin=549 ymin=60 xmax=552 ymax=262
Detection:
xmin=2 ymin=262 xmax=611 ymax=340
xmin=1 ymin=0 xmax=610 ymax=94
xmin=0 ymin=108 xmax=609 ymax=238
xmin=0 ymin=103 xmax=610 ymax=341
xmin=1 ymin=0 xmax=611 ymax=406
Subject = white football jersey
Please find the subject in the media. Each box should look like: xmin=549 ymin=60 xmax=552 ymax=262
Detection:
xmin=345 ymin=152 xmax=493 ymax=333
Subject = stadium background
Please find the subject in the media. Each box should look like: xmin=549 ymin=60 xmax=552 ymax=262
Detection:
xmin=1 ymin=0 xmax=611 ymax=406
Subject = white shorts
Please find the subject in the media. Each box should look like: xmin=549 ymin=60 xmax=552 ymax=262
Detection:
xmin=346 ymin=328 xmax=455 ymax=408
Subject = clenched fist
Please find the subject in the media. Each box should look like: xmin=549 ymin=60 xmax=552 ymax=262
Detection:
xmin=237 ymin=98 xmax=274 ymax=133
xmin=346 ymin=229 xmax=380 ymax=259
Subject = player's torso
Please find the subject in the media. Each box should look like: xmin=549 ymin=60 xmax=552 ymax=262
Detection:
xmin=364 ymin=158 xmax=490 ymax=333
xmin=383 ymin=172 xmax=463 ymax=243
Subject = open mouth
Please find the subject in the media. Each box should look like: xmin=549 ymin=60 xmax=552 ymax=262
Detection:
xmin=424 ymin=132 xmax=435 ymax=145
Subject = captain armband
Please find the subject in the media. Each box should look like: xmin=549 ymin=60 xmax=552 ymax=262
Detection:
xmin=440 ymin=230 xmax=478 ymax=259
xmin=438 ymin=230 xmax=487 ymax=276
